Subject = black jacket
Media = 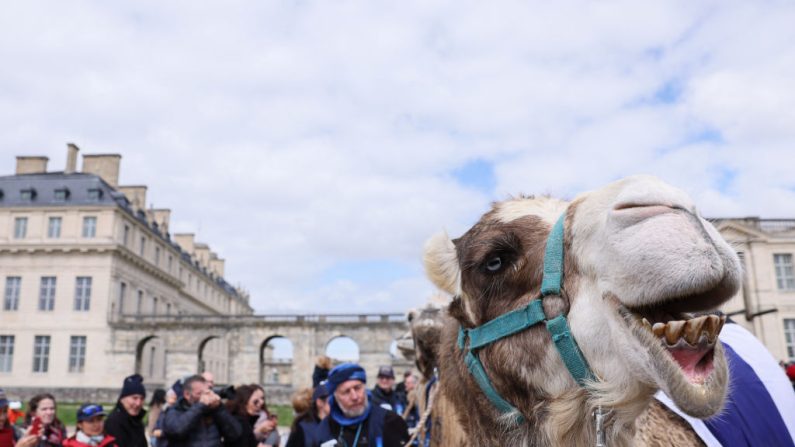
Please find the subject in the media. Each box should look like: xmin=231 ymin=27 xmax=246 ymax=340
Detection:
xmin=104 ymin=403 xmax=147 ymax=447
xmin=370 ymin=386 xmax=402 ymax=413
xmin=222 ymin=413 xmax=258 ymax=447
xmin=162 ymin=398 xmax=242 ymax=447
xmin=318 ymin=406 xmax=409 ymax=447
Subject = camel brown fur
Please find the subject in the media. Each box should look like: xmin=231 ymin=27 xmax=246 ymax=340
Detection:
xmin=423 ymin=176 xmax=742 ymax=446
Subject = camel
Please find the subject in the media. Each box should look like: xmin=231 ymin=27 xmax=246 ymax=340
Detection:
xmin=403 ymin=299 xmax=466 ymax=447
xmin=422 ymin=175 xmax=742 ymax=446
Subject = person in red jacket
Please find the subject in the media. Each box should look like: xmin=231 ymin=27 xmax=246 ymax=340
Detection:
xmin=63 ymin=404 xmax=117 ymax=447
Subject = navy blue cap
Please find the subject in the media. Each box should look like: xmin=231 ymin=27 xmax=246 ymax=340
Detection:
xmin=77 ymin=403 xmax=106 ymax=422
xmin=312 ymin=381 xmax=330 ymax=401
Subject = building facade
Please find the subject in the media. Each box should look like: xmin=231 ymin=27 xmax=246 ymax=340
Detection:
xmin=713 ymin=218 xmax=795 ymax=363
xmin=0 ymin=145 xmax=253 ymax=393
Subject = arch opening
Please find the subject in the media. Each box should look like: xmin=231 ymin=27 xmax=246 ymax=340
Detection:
xmin=325 ymin=336 xmax=360 ymax=366
xmin=198 ymin=336 xmax=229 ymax=384
xmin=260 ymin=336 xmax=294 ymax=387
xmin=135 ymin=335 xmax=166 ymax=385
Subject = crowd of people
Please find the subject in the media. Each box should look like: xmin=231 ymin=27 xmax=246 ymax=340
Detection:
xmin=1 ymin=357 xmax=422 ymax=447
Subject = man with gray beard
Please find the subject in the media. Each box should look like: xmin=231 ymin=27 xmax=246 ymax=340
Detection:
xmin=316 ymin=363 xmax=409 ymax=447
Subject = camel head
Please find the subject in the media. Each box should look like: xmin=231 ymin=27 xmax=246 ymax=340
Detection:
xmin=406 ymin=298 xmax=448 ymax=381
xmin=424 ymin=175 xmax=741 ymax=434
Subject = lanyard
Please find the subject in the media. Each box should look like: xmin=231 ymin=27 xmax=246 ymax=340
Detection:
xmin=338 ymin=422 xmax=364 ymax=447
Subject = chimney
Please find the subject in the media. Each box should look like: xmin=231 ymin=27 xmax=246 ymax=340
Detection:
xmin=210 ymin=254 xmax=226 ymax=277
xmin=194 ymin=243 xmax=210 ymax=267
xmin=82 ymin=153 xmax=121 ymax=187
xmin=174 ymin=233 xmax=196 ymax=254
xmin=65 ymin=143 xmax=79 ymax=174
xmin=118 ymin=186 xmax=147 ymax=211
xmin=151 ymin=209 xmax=171 ymax=234
xmin=15 ymin=156 xmax=49 ymax=174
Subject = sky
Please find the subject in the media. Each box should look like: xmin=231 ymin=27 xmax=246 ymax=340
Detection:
xmin=2 ymin=1 xmax=795 ymax=316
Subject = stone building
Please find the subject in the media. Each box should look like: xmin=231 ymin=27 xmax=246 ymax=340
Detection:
xmin=712 ymin=218 xmax=795 ymax=363
xmin=0 ymin=144 xmax=253 ymax=397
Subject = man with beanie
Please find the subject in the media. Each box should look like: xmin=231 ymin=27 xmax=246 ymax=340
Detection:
xmin=317 ymin=363 xmax=409 ymax=447
xmin=104 ymin=374 xmax=148 ymax=447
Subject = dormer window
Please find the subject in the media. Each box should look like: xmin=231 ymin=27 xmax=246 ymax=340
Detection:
xmin=20 ymin=188 xmax=37 ymax=201
xmin=54 ymin=188 xmax=70 ymax=202
xmin=87 ymin=188 xmax=103 ymax=201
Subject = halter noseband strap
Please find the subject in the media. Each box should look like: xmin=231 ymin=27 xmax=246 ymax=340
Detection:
xmin=456 ymin=213 xmax=595 ymax=425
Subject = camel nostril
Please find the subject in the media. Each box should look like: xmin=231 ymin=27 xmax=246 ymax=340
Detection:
xmin=613 ymin=202 xmax=675 ymax=211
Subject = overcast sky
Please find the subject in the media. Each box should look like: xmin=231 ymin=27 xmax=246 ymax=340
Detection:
xmin=2 ymin=1 xmax=795 ymax=315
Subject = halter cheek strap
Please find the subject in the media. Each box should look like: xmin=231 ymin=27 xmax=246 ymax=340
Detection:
xmin=457 ymin=213 xmax=595 ymax=425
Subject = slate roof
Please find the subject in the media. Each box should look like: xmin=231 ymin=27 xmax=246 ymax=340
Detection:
xmin=0 ymin=171 xmax=248 ymax=305
xmin=0 ymin=171 xmax=123 ymax=208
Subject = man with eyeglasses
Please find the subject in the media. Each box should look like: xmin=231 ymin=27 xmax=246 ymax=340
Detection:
xmin=316 ymin=363 xmax=409 ymax=447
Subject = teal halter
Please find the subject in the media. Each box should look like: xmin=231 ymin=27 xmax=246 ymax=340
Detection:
xmin=456 ymin=213 xmax=595 ymax=425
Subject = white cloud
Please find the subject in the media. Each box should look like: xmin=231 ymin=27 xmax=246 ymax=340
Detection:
xmin=2 ymin=1 xmax=795 ymax=313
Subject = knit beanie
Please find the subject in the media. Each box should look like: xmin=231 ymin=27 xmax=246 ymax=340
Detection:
xmin=326 ymin=363 xmax=367 ymax=395
xmin=120 ymin=374 xmax=146 ymax=399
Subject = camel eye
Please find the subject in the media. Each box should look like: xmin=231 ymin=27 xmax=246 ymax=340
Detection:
xmin=485 ymin=256 xmax=503 ymax=272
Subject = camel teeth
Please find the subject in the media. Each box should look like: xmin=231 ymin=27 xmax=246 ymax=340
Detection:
xmin=701 ymin=315 xmax=719 ymax=343
xmin=684 ymin=315 xmax=707 ymax=345
xmin=665 ymin=320 xmax=685 ymax=345
xmin=641 ymin=318 xmax=652 ymax=331
xmin=652 ymin=322 xmax=666 ymax=337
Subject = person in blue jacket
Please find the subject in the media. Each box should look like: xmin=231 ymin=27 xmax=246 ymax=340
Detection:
xmin=286 ymin=382 xmax=331 ymax=447
xmin=316 ymin=363 xmax=408 ymax=447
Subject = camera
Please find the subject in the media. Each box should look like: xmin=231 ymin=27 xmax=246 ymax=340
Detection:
xmin=212 ymin=385 xmax=236 ymax=400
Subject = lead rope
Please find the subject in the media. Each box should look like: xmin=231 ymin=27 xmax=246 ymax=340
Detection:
xmin=403 ymin=379 xmax=439 ymax=447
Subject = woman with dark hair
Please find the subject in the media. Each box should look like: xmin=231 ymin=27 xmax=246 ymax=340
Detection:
xmin=223 ymin=385 xmax=278 ymax=447
xmin=145 ymin=390 xmax=166 ymax=447
xmin=23 ymin=394 xmax=66 ymax=447
xmin=285 ymin=384 xmax=330 ymax=447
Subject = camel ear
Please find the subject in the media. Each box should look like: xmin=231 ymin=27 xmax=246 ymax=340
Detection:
xmin=423 ymin=231 xmax=461 ymax=295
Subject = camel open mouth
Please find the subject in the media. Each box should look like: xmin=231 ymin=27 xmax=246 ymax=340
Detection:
xmin=614 ymin=291 xmax=727 ymax=386
xmin=633 ymin=311 xmax=725 ymax=384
